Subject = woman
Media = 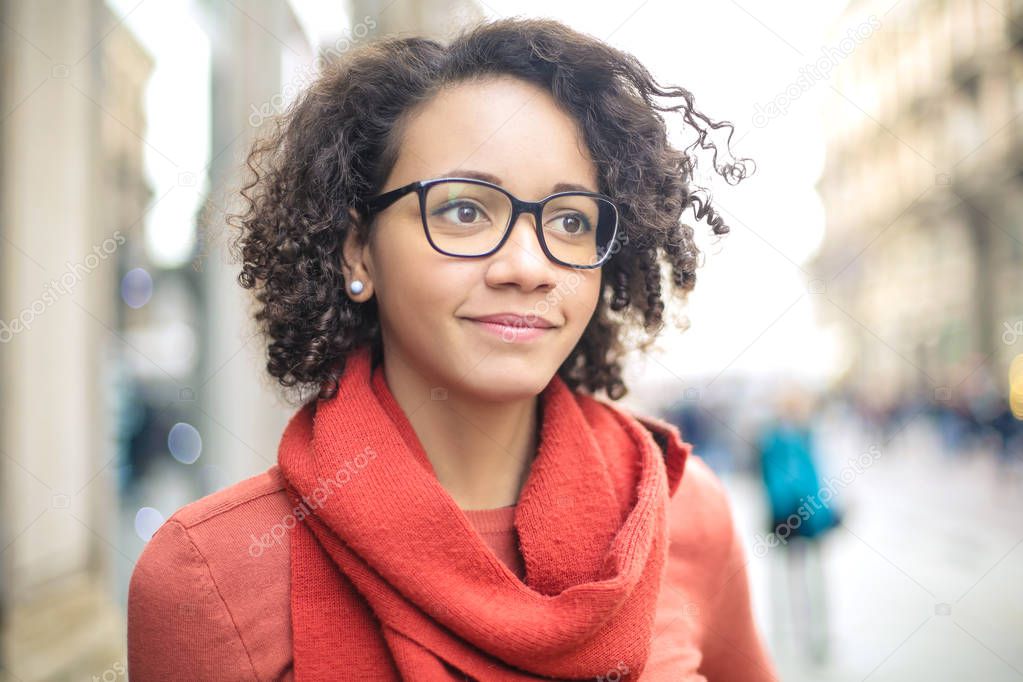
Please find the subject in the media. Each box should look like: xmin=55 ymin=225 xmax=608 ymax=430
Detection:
xmin=128 ymin=16 xmax=777 ymax=681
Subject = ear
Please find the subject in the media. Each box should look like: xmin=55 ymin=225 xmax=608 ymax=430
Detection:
xmin=342 ymin=207 xmax=374 ymax=302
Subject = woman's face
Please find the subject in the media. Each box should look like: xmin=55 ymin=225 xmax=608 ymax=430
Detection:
xmin=344 ymin=75 xmax=604 ymax=402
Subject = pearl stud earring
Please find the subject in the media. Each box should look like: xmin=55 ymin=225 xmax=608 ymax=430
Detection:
xmin=349 ymin=279 xmax=364 ymax=295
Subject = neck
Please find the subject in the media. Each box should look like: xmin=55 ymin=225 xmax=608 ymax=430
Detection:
xmin=380 ymin=349 xmax=540 ymax=511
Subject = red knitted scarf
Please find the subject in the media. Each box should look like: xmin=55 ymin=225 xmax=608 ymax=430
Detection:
xmin=277 ymin=345 xmax=689 ymax=680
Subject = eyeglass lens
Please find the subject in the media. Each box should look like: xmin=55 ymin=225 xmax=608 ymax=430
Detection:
xmin=423 ymin=180 xmax=616 ymax=267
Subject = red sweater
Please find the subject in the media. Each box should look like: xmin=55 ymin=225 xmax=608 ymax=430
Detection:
xmin=128 ymin=457 xmax=778 ymax=680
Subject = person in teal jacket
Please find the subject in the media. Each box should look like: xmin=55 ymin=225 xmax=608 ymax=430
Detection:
xmin=757 ymin=396 xmax=839 ymax=540
xmin=755 ymin=384 xmax=839 ymax=666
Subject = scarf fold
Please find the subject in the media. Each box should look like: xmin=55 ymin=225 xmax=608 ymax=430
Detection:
xmin=277 ymin=345 xmax=690 ymax=680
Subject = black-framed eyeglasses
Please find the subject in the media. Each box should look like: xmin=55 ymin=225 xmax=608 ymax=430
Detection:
xmin=358 ymin=177 xmax=621 ymax=269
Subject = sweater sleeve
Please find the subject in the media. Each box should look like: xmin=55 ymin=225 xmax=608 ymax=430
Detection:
xmin=127 ymin=519 xmax=259 ymax=681
xmin=695 ymin=486 xmax=780 ymax=682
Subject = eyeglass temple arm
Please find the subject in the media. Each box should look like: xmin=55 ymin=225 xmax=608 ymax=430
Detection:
xmin=361 ymin=180 xmax=420 ymax=215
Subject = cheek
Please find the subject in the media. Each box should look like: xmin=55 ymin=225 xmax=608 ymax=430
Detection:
xmin=563 ymin=271 xmax=602 ymax=326
xmin=371 ymin=236 xmax=429 ymax=322
xmin=374 ymin=247 xmax=470 ymax=323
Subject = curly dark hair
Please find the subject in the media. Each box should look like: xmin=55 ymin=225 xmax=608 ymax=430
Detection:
xmin=228 ymin=16 xmax=754 ymax=405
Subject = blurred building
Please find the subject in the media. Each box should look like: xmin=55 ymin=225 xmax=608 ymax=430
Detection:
xmin=0 ymin=0 xmax=153 ymax=676
xmin=814 ymin=0 xmax=1023 ymax=403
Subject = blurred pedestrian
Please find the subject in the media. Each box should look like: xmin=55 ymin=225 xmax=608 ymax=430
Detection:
xmin=756 ymin=383 xmax=839 ymax=666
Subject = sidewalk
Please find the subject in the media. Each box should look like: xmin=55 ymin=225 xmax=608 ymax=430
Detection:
xmin=719 ymin=412 xmax=1023 ymax=681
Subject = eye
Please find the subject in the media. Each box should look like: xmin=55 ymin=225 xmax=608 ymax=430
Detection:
xmin=546 ymin=211 xmax=592 ymax=235
xmin=433 ymin=201 xmax=491 ymax=226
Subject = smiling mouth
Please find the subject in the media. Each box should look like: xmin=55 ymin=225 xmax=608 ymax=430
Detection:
xmin=462 ymin=318 xmax=555 ymax=343
xmin=466 ymin=313 xmax=556 ymax=329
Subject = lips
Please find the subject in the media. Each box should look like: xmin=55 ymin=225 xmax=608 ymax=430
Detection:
xmin=466 ymin=313 xmax=556 ymax=329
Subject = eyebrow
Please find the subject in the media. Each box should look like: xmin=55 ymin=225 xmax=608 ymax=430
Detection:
xmin=442 ymin=168 xmax=596 ymax=194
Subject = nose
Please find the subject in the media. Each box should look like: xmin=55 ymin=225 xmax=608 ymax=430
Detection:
xmin=483 ymin=210 xmax=557 ymax=291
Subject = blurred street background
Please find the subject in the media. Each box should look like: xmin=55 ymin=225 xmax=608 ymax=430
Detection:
xmin=1 ymin=0 xmax=1021 ymax=680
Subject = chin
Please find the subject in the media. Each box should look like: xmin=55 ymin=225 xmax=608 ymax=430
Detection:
xmin=458 ymin=357 xmax=557 ymax=402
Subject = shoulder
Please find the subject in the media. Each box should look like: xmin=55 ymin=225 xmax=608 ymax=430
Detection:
xmin=128 ymin=465 xmax=294 ymax=679
xmin=665 ymin=458 xmax=780 ymax=680
xmin=134 ymin=463 xmax=294 ymax=569
xmin=666 ymin=453 xmax=736 ymax=549
xmin=670 ymin=453 xmax=734 ymax=520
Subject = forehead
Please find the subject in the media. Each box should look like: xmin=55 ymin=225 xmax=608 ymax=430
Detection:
xmin=388 ymin=76 xmax=599 ymax=197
